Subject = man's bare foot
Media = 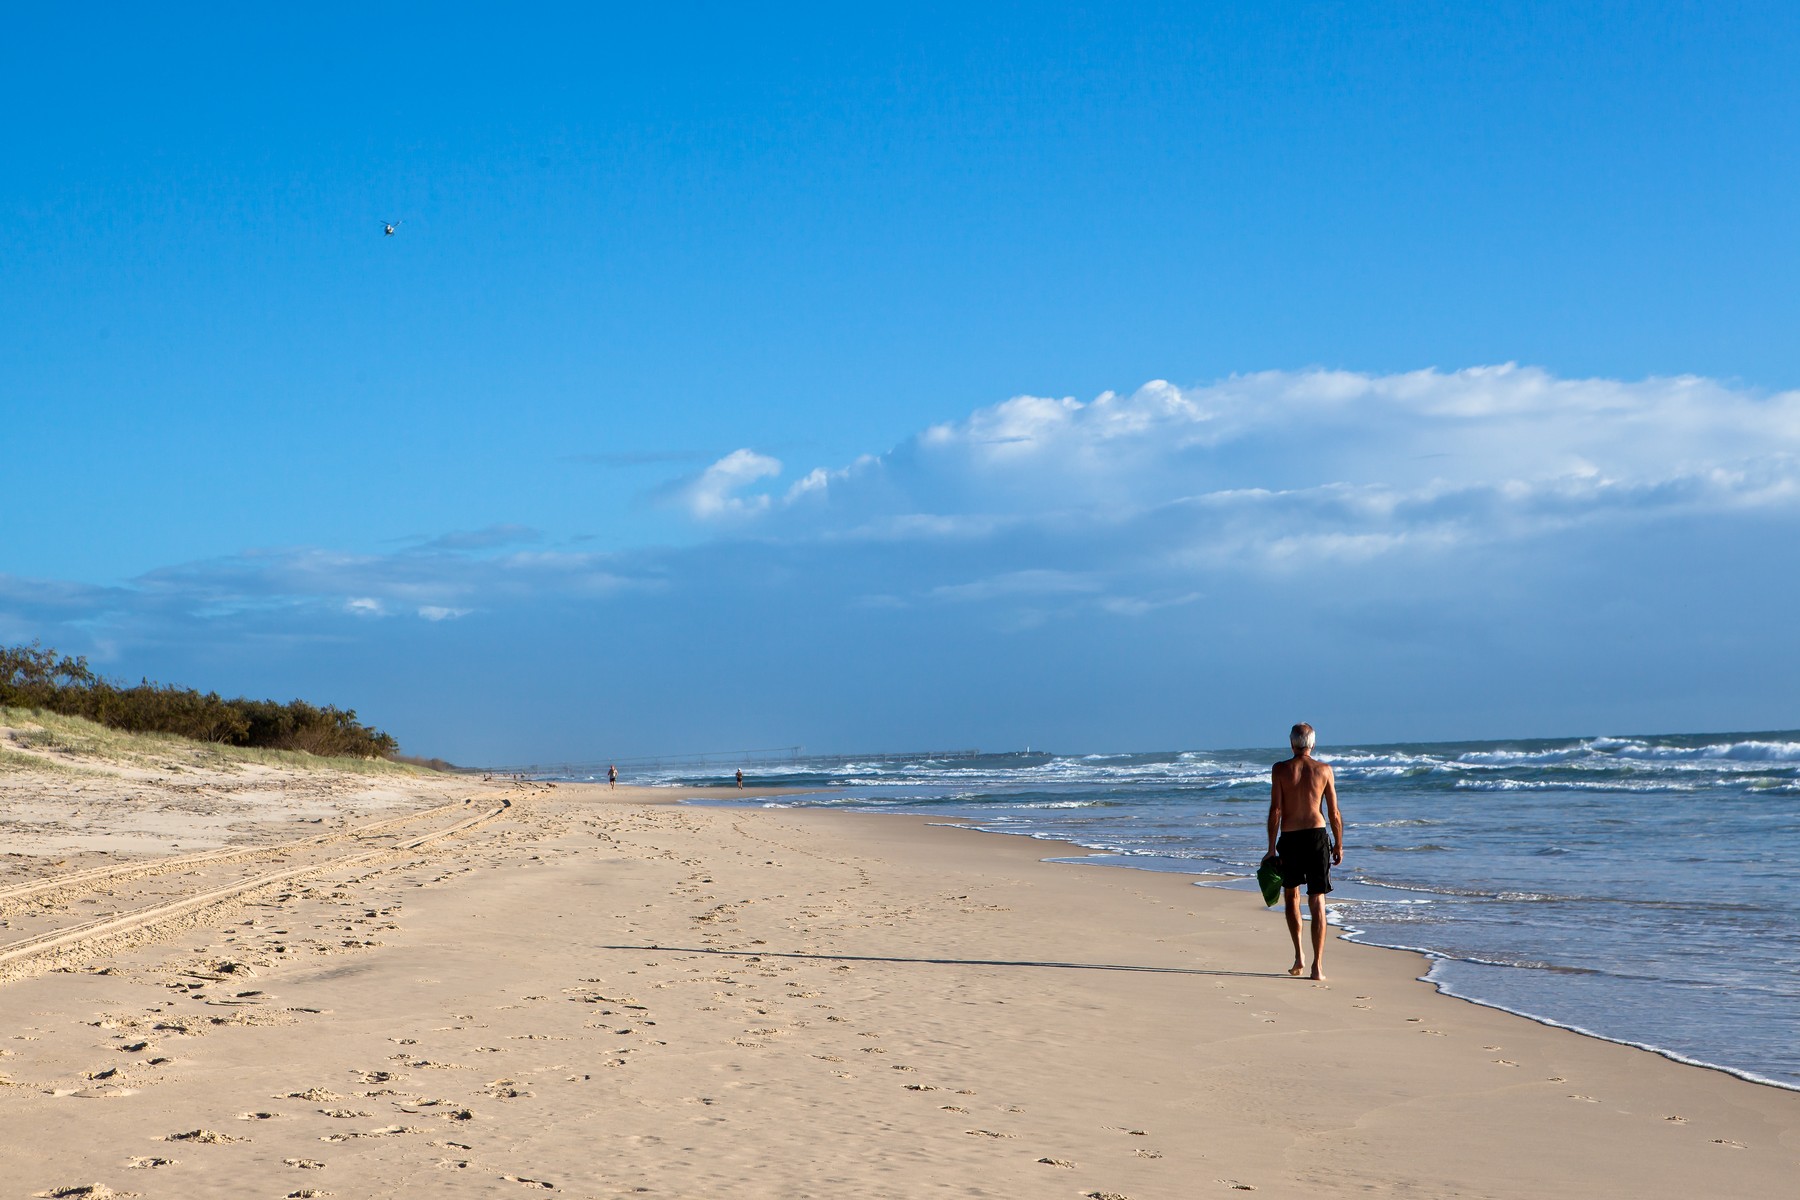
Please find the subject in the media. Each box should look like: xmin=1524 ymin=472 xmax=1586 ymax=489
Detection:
xmin=1309 ymin=968 xmax=1326 ymax=981
xmin=1287 ymin=962 xmax=1305 ymax=977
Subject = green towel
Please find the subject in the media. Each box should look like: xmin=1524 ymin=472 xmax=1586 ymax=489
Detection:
xmin=1256 ymin=854 xmax=1285 ymax=907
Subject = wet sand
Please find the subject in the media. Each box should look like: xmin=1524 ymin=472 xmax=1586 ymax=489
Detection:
xmin=1 ymin=761 xmax=1795 ymax=1198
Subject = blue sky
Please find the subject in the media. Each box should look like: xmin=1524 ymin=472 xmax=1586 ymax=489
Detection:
xmin=4 ymin=4 xmax=1799 ymax=762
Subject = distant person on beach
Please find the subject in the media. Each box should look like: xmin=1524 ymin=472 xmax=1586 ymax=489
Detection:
xmin=608 ymin=764 xmax=617 ymax=789
xmin=736 ymin=768 xmax=744 ymax=789
xmin=1268 ymin=722 xmax=1343 ymax=981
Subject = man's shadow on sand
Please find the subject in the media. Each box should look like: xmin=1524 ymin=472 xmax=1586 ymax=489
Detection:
xmin=601 ymin=944 xmax=1277 ymax=978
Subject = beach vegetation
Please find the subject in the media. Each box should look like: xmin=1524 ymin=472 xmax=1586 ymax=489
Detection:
xmin=0 ymin=744 xmax=97 ymax=775
xmin=0 ymin=642 xmax=402 ymax=761
xmin=1 ymin=706 xmax=427 ymax=776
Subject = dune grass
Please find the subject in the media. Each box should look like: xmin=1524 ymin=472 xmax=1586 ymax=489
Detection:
xmin=0 ymin=745 xmax=99 ymax=775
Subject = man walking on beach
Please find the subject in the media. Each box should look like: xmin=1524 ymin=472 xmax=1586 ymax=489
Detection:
xmin=1268 ymin=723 xmax=1343 ymax=980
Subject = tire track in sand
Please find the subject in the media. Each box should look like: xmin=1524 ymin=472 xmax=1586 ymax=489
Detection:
xmin=0 ymin=793 xmax=515 ymax=983
xmin=0 ymin=794 xmax=484 ymax=910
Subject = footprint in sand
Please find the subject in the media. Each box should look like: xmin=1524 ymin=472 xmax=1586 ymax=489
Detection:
xmin=164 ymin=1130 xmax=239 ymax=1144
xmin=283 ymin=1159 xmax=325 ymax=1169
xmin=125 ymin=1158 xmax=174 ymax=1170
xmin=1713 ymin=1139 xmax=1746 ymax=1148
xmin=1664 ymin=1115 xmax=1687 ymax=1123
xmin=318 ymin=1125 xmax=422 ymax=1143
xmin=1037 ymin=1158 xmax=1075 ymax=1168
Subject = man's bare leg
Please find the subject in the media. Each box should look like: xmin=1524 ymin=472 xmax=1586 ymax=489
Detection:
xmin=1283 ymin=888 xmax=1305 ymax=976
xmin=1308 ymin=892 xmax=1328 ymax=980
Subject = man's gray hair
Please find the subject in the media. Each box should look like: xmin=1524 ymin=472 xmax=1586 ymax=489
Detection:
xmin=1290 ymin=723 xmax=1316 ymax=751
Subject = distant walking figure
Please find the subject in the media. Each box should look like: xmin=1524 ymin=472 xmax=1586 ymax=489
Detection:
xmin=608 ymin=764 xmax=617 ymax=789
xmin=1267 ymin=723 xmax=1343 ymax=981
xmin=736 ymin=768 xmax=744 ymax=789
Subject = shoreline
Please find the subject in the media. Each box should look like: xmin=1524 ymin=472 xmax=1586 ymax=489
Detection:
xmin=805 ymin=804 xmax=1800 ymax=1088
xmin=1004 ymin=816 xmax=1800 ymax=1094
xmin=1 ymin=769 xmax=1795 ymax=1197
xmin=703 ymin=786 xmax=1800 ymax=1095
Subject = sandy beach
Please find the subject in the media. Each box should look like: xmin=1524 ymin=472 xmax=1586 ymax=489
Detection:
xmin=1 ymin=731 xmax=1796 ymax=1199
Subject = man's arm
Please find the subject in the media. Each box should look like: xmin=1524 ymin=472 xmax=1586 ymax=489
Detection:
xmin=1324 ymin=768 xmax=1344 ymax=866
xmin=1266 ymin=770 xmax=1282 ymax=856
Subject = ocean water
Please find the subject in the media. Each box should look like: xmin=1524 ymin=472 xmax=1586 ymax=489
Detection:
xmin=591 ymin=732 xmax=1800 ymax=1090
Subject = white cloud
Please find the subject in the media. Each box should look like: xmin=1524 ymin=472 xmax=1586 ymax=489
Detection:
xmin=902 ymin=367 xmax=1800 ymax=510
xmin=679 ymin=367 xmax=1800 ymax=581
xmin=672 ymin=449 xmax=784 ymax=519
xmin=418 ymin=605 xmax=470 ymax=621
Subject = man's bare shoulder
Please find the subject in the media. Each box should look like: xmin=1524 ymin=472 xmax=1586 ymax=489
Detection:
xmin=1274 ymin=759 xmax=1332 ymax=780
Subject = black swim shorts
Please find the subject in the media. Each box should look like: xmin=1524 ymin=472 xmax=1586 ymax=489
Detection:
xmin=1276 ymin=827 xmax=1334 ymax=896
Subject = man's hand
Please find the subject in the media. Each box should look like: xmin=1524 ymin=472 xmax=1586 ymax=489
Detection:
xmin=1332 ymin=843 xmax=1343 ymax=866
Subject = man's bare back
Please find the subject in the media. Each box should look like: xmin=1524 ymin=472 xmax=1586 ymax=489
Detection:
xmin=1266 ymin=723 xmax=1343 ymax=980
xmin=1271 ymin=755 xmax=1336 ymax=833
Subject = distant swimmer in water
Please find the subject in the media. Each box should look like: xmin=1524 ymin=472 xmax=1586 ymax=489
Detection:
xmin=608 ymin=764 xmax=617 ymax=789
xmin=736 ymin=768 xmax=744 ymax=789
xmin=1267 ymin=723 xmax=1343 ymax=981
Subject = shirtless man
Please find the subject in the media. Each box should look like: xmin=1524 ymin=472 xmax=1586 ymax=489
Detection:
xmin=1267 ymin=723 xmax=1343 ymax=980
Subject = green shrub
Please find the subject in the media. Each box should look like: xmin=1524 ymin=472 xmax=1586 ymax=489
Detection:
xmin=0 ymin=642 xmax=399 ymax=759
